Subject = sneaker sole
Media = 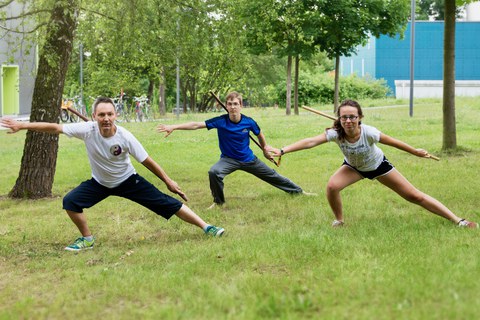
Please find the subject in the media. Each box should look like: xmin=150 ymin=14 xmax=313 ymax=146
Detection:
xmin=64 ymin=246 xmax=94 ymax=252
xmin=215 ymin=229 xmax=225 ymax=237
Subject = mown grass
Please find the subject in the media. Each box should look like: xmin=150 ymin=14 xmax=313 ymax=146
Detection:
xmin=1 ymin=98 xmax=479 ymax=319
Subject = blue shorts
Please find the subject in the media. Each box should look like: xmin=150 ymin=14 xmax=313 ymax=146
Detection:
xmin=343 ymin=156 xmax=395 ymax=180
xmin=63 ymin=174 xmax=182 ymax=219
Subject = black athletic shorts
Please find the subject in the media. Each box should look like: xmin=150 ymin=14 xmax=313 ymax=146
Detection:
xmin=63 ymin=174 xmax=182 ymax=219
xmin=343 ymin=156 xmax=395 ymax=180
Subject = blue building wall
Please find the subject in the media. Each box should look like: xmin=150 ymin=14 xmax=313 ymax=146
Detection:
xmin=341 ymin=21 xmax=480 ymax=95
xmin=340 ymin=37 xmax=376 ymax=79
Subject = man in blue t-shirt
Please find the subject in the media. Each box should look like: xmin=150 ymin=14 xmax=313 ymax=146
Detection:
xmin=157 ymin=91 xmax=306 ymax=209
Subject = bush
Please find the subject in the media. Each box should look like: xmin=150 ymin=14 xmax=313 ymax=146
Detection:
xmin=276 ymin=73 xmax=390 ymax=107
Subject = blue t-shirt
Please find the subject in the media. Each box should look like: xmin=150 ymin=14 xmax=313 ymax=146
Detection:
xmin=205 ymin=114 xmax=261 ymax=162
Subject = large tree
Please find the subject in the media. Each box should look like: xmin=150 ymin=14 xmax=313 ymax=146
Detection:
xmin=239 ymin=0 xmax=316 ymax=115
xmin=4 ymin=0 xmax=80 ymax=198
xmin=307 ymin=0 xmax=410 ymax=111
xmin=443 ymin=0 xmax=456 ymax=150
xmin=417 ymin=0 xmax=464 ymax=20
xmin=442 ymin=0 xmax=475 ymax=150
xmin=74 ymin=0 xmax=252 ymax=113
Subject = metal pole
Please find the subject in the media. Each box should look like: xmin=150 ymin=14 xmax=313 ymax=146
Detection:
xmin=175 ymin=17 xmax=180 ymax=119
xmin=79 ymin=43 xmax=84 ymax=109
xmin=409 ymin=0 xmax=415 ymax=117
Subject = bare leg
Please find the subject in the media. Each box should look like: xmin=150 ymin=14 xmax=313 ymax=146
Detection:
xmin=175 ymin=204 xmax=208 ymax=229
xmin=326 ymin=166 xmax=363 ymax=222
xmin=66 ymin=210 xmax=92 ymax=237
xmin=377 ymin=169 xmax=461 ymax=223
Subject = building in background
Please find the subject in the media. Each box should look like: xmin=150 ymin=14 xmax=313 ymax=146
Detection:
xmin=340 ymin=3 xmax=480 ymax=99
xmin=0 ymin=1 xmax=37 ymax=116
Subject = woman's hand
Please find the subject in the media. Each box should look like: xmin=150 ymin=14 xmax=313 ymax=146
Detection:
xmin=265 ymin=145 xmax=282 ymax=158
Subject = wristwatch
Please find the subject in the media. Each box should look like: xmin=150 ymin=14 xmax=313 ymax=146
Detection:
xmin=280 ymin=148 xmax=285 ymax=156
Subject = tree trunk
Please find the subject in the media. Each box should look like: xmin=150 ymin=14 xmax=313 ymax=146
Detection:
xmin=159 ymin=67 xmax=166 ymax=115
xmin=9 ymin=0 xmax=79 ymax=199
xmin=294 ymin=55 xmax=300 ymax=115
xmin=286 ymin=55 xmax=292 ymax=115
xmin=334 ymin=55 xmax=340 ymax=113
xmin=442 ymin=0 xmax=457 ymax=150
xmin=190 ymin=77 xmax=196 ymax=112
xmin=181 ymin=79 xmax=188 ymax=113
xmin=147 ymin=78 xmax=154 ymax=110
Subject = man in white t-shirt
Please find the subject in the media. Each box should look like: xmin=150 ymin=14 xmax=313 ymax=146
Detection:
xmin=1 ymin=97 xmax=225 ymax=251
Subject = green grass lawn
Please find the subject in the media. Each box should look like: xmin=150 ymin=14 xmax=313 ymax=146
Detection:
xmin=1 ymin=98 xmax=479 ymax=319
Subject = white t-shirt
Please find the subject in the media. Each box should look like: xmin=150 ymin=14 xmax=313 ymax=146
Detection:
xmin=326 ymin=124 xmax=384 ymax=171
xmin=62 ymin=122 xmax=149 ymax=188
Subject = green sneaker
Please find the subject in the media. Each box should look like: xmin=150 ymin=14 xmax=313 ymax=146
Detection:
xmin=205 ymin=225 xmax=225 ymax=237
xmin=64 ymin=237 xmax=95 ymax=251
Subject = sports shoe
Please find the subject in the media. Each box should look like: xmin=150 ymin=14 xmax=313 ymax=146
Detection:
xmin=205 ymin=225 xmax=225 ymax=237
xmin=332 ymin=220 xmax=345 ymax=227
xmin=207 ymin=203 xmax=218 ymax=210
xmin=457 ymin=219 xmax=479 ymax=229
xmin=207 ymin=203 xmax=224 ymax=210
xmin=64 ymin=237 xmax=95 ymax=251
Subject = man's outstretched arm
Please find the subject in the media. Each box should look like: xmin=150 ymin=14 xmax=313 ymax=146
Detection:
xmin=156 ymin=122 xmax=206 ymax=137
xmin=1 ymin=118 xmax=63 ymax=134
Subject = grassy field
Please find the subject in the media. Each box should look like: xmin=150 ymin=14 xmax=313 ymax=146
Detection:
xmin=1 ymin=98 xmax=479 ymax=319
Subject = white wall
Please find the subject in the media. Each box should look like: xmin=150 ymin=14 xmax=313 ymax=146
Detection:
xmin=394 ymin=80 xmax=480 ymax=99
xmin=466 ymin=2 xmax=480 ymax=21
xmin=0 ymin=1 xmax=36 ymax=115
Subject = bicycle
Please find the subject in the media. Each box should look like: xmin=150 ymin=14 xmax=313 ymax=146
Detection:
xmin=60 ymin=97 xmax=89 ymax=122
xmin=72 ymin=95 xmax=88 ymax=121
xmin=60 ymin=98 xmax=74 ymax=122
xmin=132 ymin=96 xmax=150 ymax=122
xmin=113 ymin=93 xmax=132 ymax=123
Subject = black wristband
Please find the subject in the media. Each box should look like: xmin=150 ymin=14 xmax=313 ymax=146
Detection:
xmin=280 ymin=148 xmax=285 ymax=155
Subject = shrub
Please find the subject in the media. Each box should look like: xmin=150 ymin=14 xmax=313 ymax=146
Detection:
xmin=276 ymin=73 xmax=390 ymax=107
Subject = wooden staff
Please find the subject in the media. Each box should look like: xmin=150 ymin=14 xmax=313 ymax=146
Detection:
xmin=301 ymin=105 xmax=440 ymax=161
xmin=67 ymin=106 xmax=89 ymax=122
xmin=425 ymin=154 xmax=440 ymax=161
xmin=209 ymin=91 xmax=280 ymax=167
xmin=301 ymin=105 xmax=336 ymax=121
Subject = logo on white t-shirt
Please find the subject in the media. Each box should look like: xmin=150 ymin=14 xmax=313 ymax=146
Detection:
xmin=110 ymin=145 xmax=122 ymax=156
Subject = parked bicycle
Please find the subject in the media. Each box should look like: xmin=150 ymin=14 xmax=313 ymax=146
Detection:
xmin=132 ymin=95 xmax=151 ymax=122
xmin=113 ymin=93 xmax=132 ymax=123
xmin=60 ymin=96 xmax=88 ymax=122
xmin=60 ymin=99 xmax=73 ymax=122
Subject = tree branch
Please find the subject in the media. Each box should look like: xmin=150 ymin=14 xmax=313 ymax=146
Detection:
xmin=0 ymin=0 xmax=15 ymax=10
xmin=2 ymin=8 xmax=51 ymax=20
xmin=0 ymin=22 xmax=48 ymax=34
xmin=79 ymin=6 xmax=116 ymax=21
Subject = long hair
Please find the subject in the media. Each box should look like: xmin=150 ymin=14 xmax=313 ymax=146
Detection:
xmin=328 ymin=99 xmax=363 ymax=142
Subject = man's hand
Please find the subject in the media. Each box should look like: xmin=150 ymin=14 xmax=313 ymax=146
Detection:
xmin=1 ymin=118 xmax=22 ymax=133
xmin=165 ymin=179 xmax=189 ymax=202
xmin=263 ymin=145 xmax=274 ymax=161
xmin=157 ymin=124 xmax=174 ymax=137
